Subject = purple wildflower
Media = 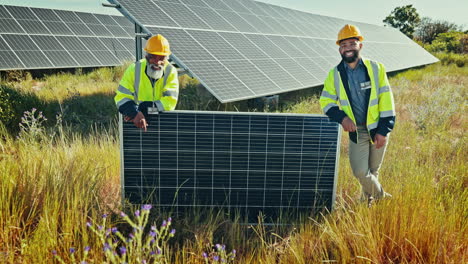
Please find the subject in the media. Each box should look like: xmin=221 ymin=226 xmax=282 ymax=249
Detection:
xmin=142 ymin=204 xmax=152 ymax=210
xmin=97 ymin=225 xmax=103 ymax=231
xmin=150 ymin=231 xmax=156 ymax=237
xmin=102 ymin=214 xmax=107 ymax=218
xmin=156 ymin=248 xmax=161 ymax=255
xmin=151 ymin=225 xmax=156 ymax=231
xmin=213 ymin=256 xmax=219 ymax=261
xmin=80 ymin=262 xmax=88 ymax=264
xmin=202 ymin=252 xmax=208 ymax=258
xmin=150 ymin=251 xmax=155 ymax=255
xmin=119 ymin=246 xmax=127 ymax=255
xmin=167 ymin=217 xmax=172 ymax=222
xmin=69 ymin=248 xmax=76 ymax=254
xmin=215 ymin=244 xmax=222 ymax=250
xmin=142 ymin=260 xmax=147 ymax=264
xmin=129 ymin=233 xmax=135 ymax=239
xmin=161 ymin=220 xmax=167 ymax=227
xmin=111 ymin=227 xmax=118 ymax=233
xmin=103 ymin=243 xmax=111 ymax=251
xmin=84 ymin=246 xmax=91 ymax=252
xmin=86 ymin=222 xmax=92 ymax=227
xmin=135 ymin=210 xmax=140 ymax=217
xmin=170 ymin=229 xmax=176 ymax=235
xmin=51 ymin=250 xmax=57 ymax=256
xmin=120 ymin=212 xmax=127 ymax=217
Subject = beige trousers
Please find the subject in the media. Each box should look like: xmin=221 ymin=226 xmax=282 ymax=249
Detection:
xmin=349 ymin=126 xmax=389 ymax=199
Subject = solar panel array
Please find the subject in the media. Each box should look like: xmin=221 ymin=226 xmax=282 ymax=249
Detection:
xmin=121 ymin=111 xmax=341 ymax=220
xmin=0 ymin=5 xmax=136 ymax=70
xmin=109 ymin=0 xmax=438 ymax=103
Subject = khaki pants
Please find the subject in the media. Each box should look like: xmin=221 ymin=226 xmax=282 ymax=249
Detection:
xmin=349 ymin=126 xmax=389 ymax=199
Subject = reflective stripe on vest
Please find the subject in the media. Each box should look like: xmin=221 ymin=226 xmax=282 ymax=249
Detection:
xmin=370 ymin=60 xmax=380 ymax=104
xmin=333 ymin=66 xmax=340 ymax=98
xmin=134 ymin=61 xmax=142 ymax=104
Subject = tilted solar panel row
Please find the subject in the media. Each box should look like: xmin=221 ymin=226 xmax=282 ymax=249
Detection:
xmin=109 ymin=0 xmax=438 ymax=102
xmin=0 ymin=5 xmax=136 ymax=70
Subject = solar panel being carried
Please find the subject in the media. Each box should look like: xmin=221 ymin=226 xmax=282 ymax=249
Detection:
xmin=0 ymin=5 xmax=135 ymax=70
xmin=121 ymin=111 xmax=341 ymax=221
xmin=108 ymin=0 xmax=438 ymax=103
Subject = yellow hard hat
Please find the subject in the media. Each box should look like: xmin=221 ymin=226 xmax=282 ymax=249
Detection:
xmin=144 ymin=34 xmax=171 ymax=56
xmin=336 ymin=24 xmax=364 ymax=45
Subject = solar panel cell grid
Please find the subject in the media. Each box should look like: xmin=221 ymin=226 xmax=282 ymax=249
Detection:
xmin=0 ymin=5 xmax=135 ymax=70
xmin=181 ymin=60 xmax=253 ymax=98
xmin=253 ymin=58 xmax=302 ymax=89
xmin=42 ymin=21 xmax=73 ymax=35
xmin=55 ymin=10 xmax=82 ymax=23
xmin=238 ymin=13 xmax=275 ymax=34
xmin=31 ymin=8 xmax=61 ymax=21
xmin=214 ymin=10 xmax=258 ymax=33
xmin=5 ymin=5 xmax=35 ymax=20
xmin=44 ymin=50 xmax=77 ymax=67
xmin=2 ymin=35 xmax=40 ymax=51
xmin=157 ymin=2 xmax=211 ymax=29
xmin=121 ymin=112 xmax=340 ymax=220
xmin=189 ymin=6 xmax=238 ymax=32
xmin=221 ymin=60 xmax=280 ymax=94
xmin=0 ymin=6 xmax=12 ymax=18
xmin=30 ymin=35 xmax=65 ymax=50
xmin=118 ymin=0 xmax=178 ymax=27
xmin=15 ymin=50 xmax=53 ymax=68
xmin=178 ymin=0 xmax=209 ymax=8
xmin=244 ymin=34 xmax=289 ymax=59
xmin=0 ymin=18 xmax=25 ymax=33
xmin=0 ymin=50 xmax=23 ymax=68
xmin=187 ymin=30 xmax=243 ymax=60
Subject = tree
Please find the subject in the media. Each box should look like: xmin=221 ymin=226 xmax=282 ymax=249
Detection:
xmin=383 ymin=5 xmax=421 ymax=39
xmin=415 ymin=17 xmax=462 ymax=44
xmin=430 ymin=32 xmax=467 ymax=53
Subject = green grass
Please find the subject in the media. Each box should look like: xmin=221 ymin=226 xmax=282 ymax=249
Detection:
xmin=0 ymin=62 xmax=466 ymax=263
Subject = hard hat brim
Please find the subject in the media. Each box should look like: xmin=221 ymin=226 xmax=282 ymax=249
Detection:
xmin=336 ymin=36 xmax=364 ymax=45
xmin=144 ymin=48 xmax=171 ymax=56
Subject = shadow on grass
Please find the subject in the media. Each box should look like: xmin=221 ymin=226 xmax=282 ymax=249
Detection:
xmin=0 ymin=84 xmax=118 ymax=136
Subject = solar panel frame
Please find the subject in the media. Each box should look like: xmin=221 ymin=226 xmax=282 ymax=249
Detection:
xmin=120 ymin=111 xmax=341 ymax=221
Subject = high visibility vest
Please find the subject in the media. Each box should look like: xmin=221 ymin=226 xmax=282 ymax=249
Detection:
xmin=320 ymin=58 xmax=395 ymax=142
xmin=114 ymin=59 xmax=179 ymax=111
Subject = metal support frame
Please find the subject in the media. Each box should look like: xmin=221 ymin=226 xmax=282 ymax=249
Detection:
xmin=135 ymin=24 xmax=143 ymax=61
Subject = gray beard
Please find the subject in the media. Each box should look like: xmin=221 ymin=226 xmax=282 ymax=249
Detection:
xmin=146 ymin=64 xmax=163 ymax=80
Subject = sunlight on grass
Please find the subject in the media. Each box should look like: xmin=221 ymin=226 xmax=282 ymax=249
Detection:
xmin=0 ymin=62 xmax=466 ymax=263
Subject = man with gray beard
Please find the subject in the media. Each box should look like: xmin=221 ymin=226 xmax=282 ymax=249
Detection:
xmin=115 ymin=34 xmax=179 ymax=131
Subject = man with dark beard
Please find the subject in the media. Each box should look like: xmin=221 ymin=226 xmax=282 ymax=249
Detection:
xmin=319 ymin=24 xmax=396 ymax=205
xmin=115 ymin=34 xmax=179 ymax=131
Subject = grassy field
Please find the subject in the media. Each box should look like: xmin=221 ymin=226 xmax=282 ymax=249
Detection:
xmin=0 ymin=62 xmax=466 ymax=263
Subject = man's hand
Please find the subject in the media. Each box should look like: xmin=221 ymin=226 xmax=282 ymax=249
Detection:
xmin=131 ymin=112 xmax=148 ymax=132
xmin=341 ymin=117 xmax=356 ymax=132
xmin=374 ymin=134 xmax=386 ymax=149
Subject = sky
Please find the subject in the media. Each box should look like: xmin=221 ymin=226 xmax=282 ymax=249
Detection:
xmin=0 ymin=0 xmax=466 ymax=29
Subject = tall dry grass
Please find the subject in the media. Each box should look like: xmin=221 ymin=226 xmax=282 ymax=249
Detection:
xmin=0 ymin=62 xmax=466 ymax=263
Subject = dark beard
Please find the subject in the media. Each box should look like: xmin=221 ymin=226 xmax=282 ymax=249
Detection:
xmin=341 ymin=50 xmax=359 ymax=63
